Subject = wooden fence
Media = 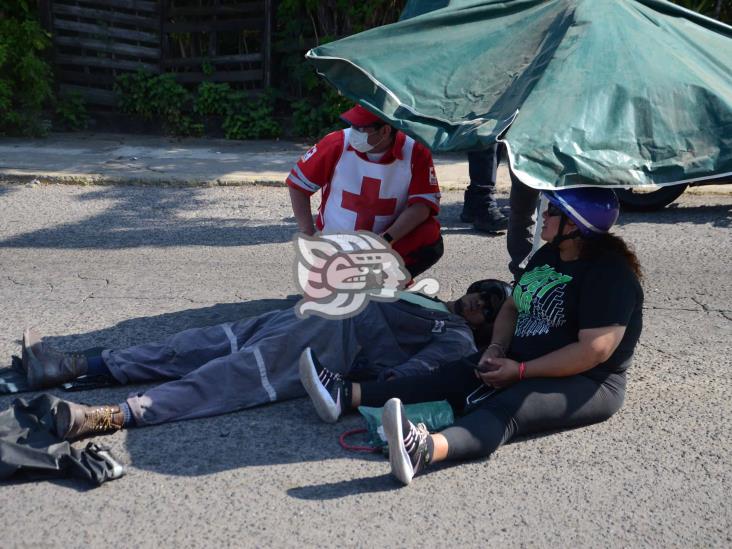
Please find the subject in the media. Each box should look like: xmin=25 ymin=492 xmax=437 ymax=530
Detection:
xmin=38 ymin=0 xmax=272 ymax=108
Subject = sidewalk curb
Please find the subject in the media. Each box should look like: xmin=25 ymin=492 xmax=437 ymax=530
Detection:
xmin=0 ymin=173 xmax=474 ymax=191
xmin=2 ymin=174 xmax=729 ymax=196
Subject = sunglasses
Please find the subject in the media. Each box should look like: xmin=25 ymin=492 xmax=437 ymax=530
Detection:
xmin=546 ymin=203 xmax=564 ymax=217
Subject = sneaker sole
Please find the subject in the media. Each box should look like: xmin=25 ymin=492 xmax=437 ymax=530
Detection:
xmin=383 ymin=398 xmax=414 ymax=486
xmin=298 ymin=348 xmax=340 ymax=423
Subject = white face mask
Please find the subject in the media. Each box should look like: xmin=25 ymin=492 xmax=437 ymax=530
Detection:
xmin=348 ymin=128 xmax=377 ymax=153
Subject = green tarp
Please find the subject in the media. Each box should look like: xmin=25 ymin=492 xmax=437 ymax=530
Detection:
xmin=306 ymin=0 xmax=732 ymax=189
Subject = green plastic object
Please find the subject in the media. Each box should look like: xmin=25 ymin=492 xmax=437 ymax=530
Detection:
xmin=307 ymin=0 xmax=732 ymax=190
xmin=358 ymin=400 xmax=455 ymax=448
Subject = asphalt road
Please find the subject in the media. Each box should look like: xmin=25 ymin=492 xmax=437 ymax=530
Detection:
xmin=0 ymin=183 xmax=730 ymax=548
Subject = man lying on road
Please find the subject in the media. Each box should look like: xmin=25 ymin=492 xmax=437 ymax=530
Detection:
xmin=21 ymin=279 xmax=511 ymax=440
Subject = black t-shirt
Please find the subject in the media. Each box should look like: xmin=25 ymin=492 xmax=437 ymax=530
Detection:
xmin=508 ymin=244 xmax=643 ymax=375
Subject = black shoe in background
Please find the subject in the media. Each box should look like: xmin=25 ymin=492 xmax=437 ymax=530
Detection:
xmin=473 ymin=206 xmax=508 ymax=233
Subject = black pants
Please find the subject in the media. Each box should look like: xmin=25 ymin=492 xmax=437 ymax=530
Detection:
xmin=466 ymin=145 xmax=500 ymax=198
xmin=359 ymin=355 xmax=626 ymax=461
xmin=403 ymin=235 xmax=444 ymax=279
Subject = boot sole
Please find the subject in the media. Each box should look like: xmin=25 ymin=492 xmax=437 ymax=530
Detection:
xmin=21 ymin=330 xmax=31 ymax=373
xmin=22 ymin=327 xmax=40 ymax=372
xmin=23 ymin=328 xmax=44 ymax=388
xmin=54 ymin=401 xmax=73 ymax=440
xmin=298 ymin=348 xmax=340 ymax=423
xmin=383 ymin=398 xmax=414 ymax=486
xmin=473 ymin=220 xmax=508 ymax=233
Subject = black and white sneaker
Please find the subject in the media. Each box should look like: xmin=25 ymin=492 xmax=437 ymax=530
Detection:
xmin=382 ymin=398 xmax=430 ymax=486
xmin=299 ymin=347 xmax=348 ymax=423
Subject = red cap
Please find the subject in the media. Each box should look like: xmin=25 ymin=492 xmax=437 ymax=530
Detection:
xmin=340 ymin=104 xmax=383 ymax=127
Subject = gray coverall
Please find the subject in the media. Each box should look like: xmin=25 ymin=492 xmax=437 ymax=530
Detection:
xmin=102 ymin=299 xmax=476 ymax=426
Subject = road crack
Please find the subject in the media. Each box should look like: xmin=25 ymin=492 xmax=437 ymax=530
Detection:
xmin=80 ymin=295 xmax=210 ymax=304
xmin=6 ymin=275 xmax=27 ymax=286
xmin=643 ymin=305 xmax=700 ymax=312
xmin=638 ymin=341 xmax=679 ymax=359
xmin=77 ymin=273 xmax=110 ymax=285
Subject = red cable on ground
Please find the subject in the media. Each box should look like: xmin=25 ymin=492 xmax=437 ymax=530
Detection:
xmin=338 ymin=428 xmax=381 ymax=453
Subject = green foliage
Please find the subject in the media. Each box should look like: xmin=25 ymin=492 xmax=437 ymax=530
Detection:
xmin=292 ymin=88 xmax=351 ymax=138
xmin=201 ymin=59 xmax=215 ymax=77
xmin=194 ymin=82 xmax=232 ymax=116
xmin=222 ymin=90 xmax=281 ymax=140
xmin=115 ymin=73 xmax=279 ymax=139
xmin=274 ymin=0 xmax=406 ymax=137
xmin=54 ymin=91 xmax=89 ymax=131
xmin=195 ymin=82 xmax=281 ymax=139
xmin=0 ymin=0 xmax=54 ymax=135
xmin=672 ymin=0 xmax=730 ymax=22
xmin=114 ymin=71 xmax=203 ymax=136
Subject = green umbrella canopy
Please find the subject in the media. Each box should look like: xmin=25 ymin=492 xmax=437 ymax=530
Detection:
xmin=306 ymin=0 xmax=732 ymax=189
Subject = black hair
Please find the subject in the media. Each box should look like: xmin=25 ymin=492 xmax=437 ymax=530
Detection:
xmin=465 ymin=279 xmax=513 ymax=321
xmin=579 ymin=233 xmax=643 ymax=279
xmin=461 ymin=279 xmax=513 ymax=349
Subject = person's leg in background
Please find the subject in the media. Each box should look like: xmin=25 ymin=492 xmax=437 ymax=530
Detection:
xmin=507 ymin=170 xmax=540 ymax=281
xmin=462 ymin=145 xmax=508 ymax=233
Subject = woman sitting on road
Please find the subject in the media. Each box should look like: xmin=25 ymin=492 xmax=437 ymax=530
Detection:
xmin=300 ymin=187 xmax=644 ymax=485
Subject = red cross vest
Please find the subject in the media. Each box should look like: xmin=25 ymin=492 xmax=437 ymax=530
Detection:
xmin=287 ymin=128 xmax=440 ymax=235
xmin=319 ymin=129 xmax=415 ymax=233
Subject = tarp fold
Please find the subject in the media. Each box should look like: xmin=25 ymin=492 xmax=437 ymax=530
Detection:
xmin=307 ymin=0 xmax=732 ymax=189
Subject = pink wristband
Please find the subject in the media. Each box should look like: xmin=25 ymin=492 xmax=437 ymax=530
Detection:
xmin=518 ymin=362 xmax=526 ymax=380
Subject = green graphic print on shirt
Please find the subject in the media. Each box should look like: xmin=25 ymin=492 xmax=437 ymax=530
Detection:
xmin=513 ymin=265 xmax=573 ymax=337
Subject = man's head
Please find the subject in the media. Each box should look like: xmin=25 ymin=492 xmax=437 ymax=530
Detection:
xmin=454 ymin=279 xmax=512 ymax=327
xmin=452 ymin=279 xmax=512 ymax=346
xmin=340 ymin=104 xmax=394 ymax=154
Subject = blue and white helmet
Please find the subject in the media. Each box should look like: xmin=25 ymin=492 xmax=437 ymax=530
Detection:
xmin=542 ymin=188 xmax=620 ymax=237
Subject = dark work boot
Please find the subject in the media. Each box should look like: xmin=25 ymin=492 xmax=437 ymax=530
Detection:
xmin=473 ymin=205 xmax=508 ymax=233
xmin=460 ymin=199 xmax=478 ymax=222
xmin=24 ymin=328 xmax=88 ymax=389
xmin=460 ymin=188 xmax=482 ymax=222
xmin=461 ymin=187 xmax=508 ymax=232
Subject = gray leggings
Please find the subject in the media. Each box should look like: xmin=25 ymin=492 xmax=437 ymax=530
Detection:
xmin=359 ymin=356 xmax=626 ymax=461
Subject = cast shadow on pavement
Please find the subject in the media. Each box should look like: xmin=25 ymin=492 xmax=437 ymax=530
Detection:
xmin=41 ymin=297 xmax=299 ymax=352
xmin=442 ymin=197 xmax=731 ymax=231
xmin=287 ymin=474 xmax=400 ymax=498
xmin=0 ymin=184 xmax=19 ymax=199
xmin=617 ymin=203 xmax=731 ymax=229
xmin=0 ymin=186 xmax=296 ymax=250
xmin=118 ymin=375 xmax=601 ymax=493
xmin=437 ymin=200 xmax=510 ymax=236
xmin=1 ymin=473 xmax=100 ymax=493
xmin=120 ymin=398 xmax=378 ymax=477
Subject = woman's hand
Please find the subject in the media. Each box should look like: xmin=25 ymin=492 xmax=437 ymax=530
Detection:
xmin=474 ymin=344 xmax=507 ymax=380
xmin=479 ymin=343 xmax=505 ymax=362
xmin=477 ymin=357 xmax=521 ymax=388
